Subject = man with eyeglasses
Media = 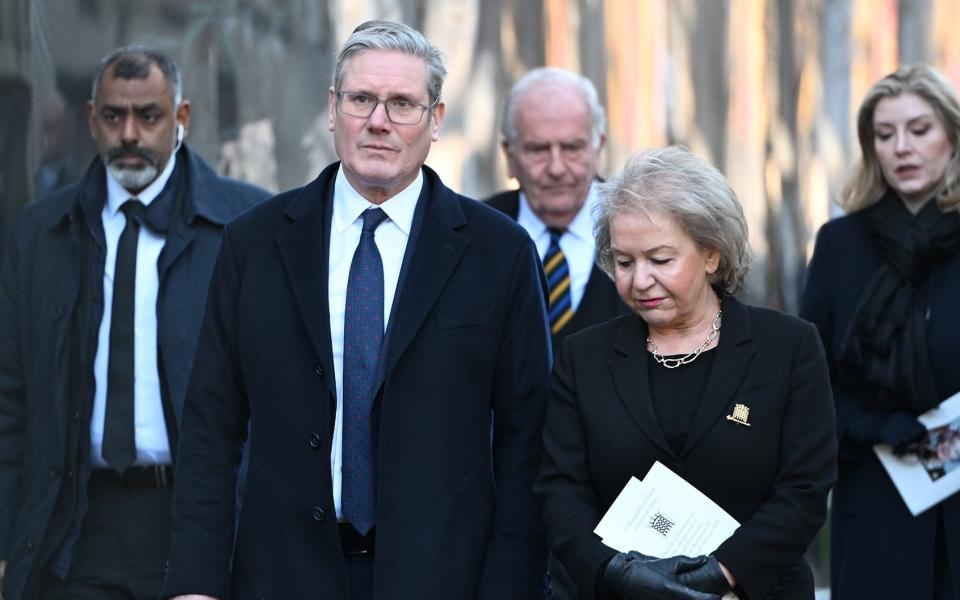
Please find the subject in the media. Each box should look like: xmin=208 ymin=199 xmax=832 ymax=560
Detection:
xmin=162 ymin=20 xmax=550 ymax=600
xmin=487 ymin=68 xmax=627 ymax=366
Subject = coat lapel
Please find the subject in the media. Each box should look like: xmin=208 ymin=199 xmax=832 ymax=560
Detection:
xmin=608 ymin=316 xmax=677 ymax=458
xmin=276 ymin=169 xmax=337 ymax=395
xmin=377 ymin=170 xmax=468 ymax=387
xmin=681 ymin=296 xmax=756 ymax=455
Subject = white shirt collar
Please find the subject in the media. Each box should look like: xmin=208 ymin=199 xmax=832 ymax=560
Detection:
xmin=332 ymin=167 xmax=422 ymax=235
xmin=105 ymin=151 xmax=178 ymax=216
xmin=517 ymin=181 xmax=599 ymax=239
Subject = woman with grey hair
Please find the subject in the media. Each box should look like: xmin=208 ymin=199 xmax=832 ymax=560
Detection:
xmin=800 ymin=65 xmax=960 ymax=599
xmin=536 ymin=146 xmax=836 ymax=600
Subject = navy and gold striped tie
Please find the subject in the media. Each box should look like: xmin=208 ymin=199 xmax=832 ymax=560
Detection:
xmin=544 ymin=228 xmax=574 ymax=334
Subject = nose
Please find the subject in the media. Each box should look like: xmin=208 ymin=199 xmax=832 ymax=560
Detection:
xmin=366 ymin=100 xmax=391 ymax=130
xmin=546 ymin=144 xmax=567 ymax=177
xmin=632 ymin=262 xmax=655 ymax=291
xmin=120 ymin=114 xmax=139 ymax=145
xmin=894 ymin=132 xmax=912 ymax=155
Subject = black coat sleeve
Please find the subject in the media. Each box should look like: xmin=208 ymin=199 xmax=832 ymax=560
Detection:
xmin=162 ymin=226 xmax=250 ymax=599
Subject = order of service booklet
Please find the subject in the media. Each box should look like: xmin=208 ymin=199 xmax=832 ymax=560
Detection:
xmin=594 ymin=461 xmax=740 ymax=600
xmin=874 ymin=390 xmax=960 ymax=516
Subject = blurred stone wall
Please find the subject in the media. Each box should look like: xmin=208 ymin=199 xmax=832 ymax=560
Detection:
xmin=3 ymin=0 xmax=960 ymax=308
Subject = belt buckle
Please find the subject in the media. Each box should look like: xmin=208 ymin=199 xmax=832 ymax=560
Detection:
xmin=338 ymin=522 xmax=372 ymax=556
xmin=152 ymin=465 xmax=170 ymax=487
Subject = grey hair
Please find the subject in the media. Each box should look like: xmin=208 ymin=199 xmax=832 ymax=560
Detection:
xmin=333 ymin=20 xmax=447 ymax=106
xmin=91 ymin=45 xmax=182 ymax=105
xmin=594 ymin=146 xmax=751 ymax=295
xmin=843 ymin=64 xmax=960 ymax=212
xmin=500 ymin=67 xmax=606 ymax=148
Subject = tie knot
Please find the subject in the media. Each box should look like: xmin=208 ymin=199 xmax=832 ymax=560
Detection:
xmin=361 ymin=208 xmax=388 ymax=233
xmin=120 ymin=199 xmax=144 ymax=221
xmin=548 ymin=227 xmax=565 ymax=244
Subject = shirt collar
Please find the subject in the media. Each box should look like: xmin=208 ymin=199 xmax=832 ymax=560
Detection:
xmin=333 ymin=167 xmax=422 ymax=235
xmin=105 ymin=151 xmax=178 ymax=217
xmin=517 ymin=181 xmax=598 ymax=240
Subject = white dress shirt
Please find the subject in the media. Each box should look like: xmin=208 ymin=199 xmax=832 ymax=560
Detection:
xmin=517 ymin=182 xmax=599 ymax=312
xmin=329 ymin=167 xmax=421 ymax=518
xmin=90 ymin=154 xmax=177 ymax=467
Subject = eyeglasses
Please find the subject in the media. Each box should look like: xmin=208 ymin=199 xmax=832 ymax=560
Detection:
xmin=336 ymin=91 xmax=438 ymax=125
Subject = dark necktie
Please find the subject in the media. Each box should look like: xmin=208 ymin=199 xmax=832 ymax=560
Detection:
xmin=103 ymin=199 xmax=144 ymax=473
xmin=342 ymin=208 xmax=388 ymax=535
xmin=545 ymin=228 xmax=574 ymax=334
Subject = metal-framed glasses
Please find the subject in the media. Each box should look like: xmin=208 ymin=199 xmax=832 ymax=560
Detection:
xmin=336 ymin=91 xmax=438 ymax=125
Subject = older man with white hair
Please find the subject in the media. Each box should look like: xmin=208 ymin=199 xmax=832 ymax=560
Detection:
xmin=487 ymin=67 xmax=627 ymax=359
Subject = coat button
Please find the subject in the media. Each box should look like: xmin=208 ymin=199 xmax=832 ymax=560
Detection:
xmin=53 ymin=306 xmax=65 ymax=321
xmin=308 ymin=433 xmax=321 ymax=449
xmin=312 ymin=506 xmax=325 ymax=522
xmin=50 ymin=467 xmax=61 ymax=478
xmin=315 ymin=363 xmax=325 ymax=376
xmin=26 ymin=541 xmax=34 ymax=551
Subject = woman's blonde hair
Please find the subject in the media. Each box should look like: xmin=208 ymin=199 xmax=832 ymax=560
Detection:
xmin=842 ymin=64 xmax=960 ymax=213
xmin=594 ymin=146 xmax=751 ymax=294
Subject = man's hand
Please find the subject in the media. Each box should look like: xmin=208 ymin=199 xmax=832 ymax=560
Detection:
xmin=170 ymin=596 xmax=219 ymax=600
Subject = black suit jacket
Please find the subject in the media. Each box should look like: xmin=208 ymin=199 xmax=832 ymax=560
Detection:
xmin=484 ymin=189 xmax=628 ymax=357
xmin=535 ymin=295 xmax=837 ymax=600
xmin=162 ymin=163 xmax=551 ymax=599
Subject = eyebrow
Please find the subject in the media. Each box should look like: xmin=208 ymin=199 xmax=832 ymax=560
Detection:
xmin=345 ymin=89 xmax=421 ymax=101
xmin=100 ymin=102 xmax=163 ymax=113
xmin=873 ymin=114 xmax=936 ymax=128
xmin=612 ymin=244 xmax=675 ymax=254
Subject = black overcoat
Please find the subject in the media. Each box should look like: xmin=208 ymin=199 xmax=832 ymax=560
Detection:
xmin=161 ymin=163 xmax=552 ymax=599
xmin=0 ymin=146 xmax=267 ymax=600
xmin=800 ymin=204 xmax=960 ymax=599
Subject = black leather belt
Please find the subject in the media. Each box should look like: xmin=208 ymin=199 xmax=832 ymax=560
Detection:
xmin=90 ymin=465 xmax=174 ymax=488
xmin=338 ymin=522 xmax=375 ymax=555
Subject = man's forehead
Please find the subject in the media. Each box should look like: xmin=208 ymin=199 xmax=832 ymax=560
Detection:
xmin=515 ymin=83 xmax=590 ymax=127
xmin=519 ymin=79 xmax=587 ymax=107
xmin=96 ymin=64 xmax=171 ymax=104
xmin=341 ymin=49 xmax=430 ymax=94
xmin=515 ymin=105 xmax=592 ymax=141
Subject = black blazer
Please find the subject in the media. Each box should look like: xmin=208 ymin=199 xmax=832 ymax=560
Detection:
xmin=161 ymin=164 xmax=551 ymax=600
xmin=484 ymin=189 xmax=628 ymax=357
xmin=535 ymin=295 xmax=837 ymax=600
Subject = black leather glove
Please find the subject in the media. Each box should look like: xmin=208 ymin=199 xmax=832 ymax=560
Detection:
xmin=600 ymin=551 xmax=722 ymax=600
xmin=846 ymin=410 xmax=926 ymax=452
xmin=676 ymin=555 xmax=730 ymax=595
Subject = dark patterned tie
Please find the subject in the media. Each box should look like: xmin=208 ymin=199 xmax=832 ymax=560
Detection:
xmin=341 ymin=207 xmax=388 ymax=535
xmin=544 ymin=228 xmax=574 ymax=334
xmin=103 ymin=199 xmax=143 ymax=473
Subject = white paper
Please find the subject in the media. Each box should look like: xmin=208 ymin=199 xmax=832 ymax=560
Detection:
xmin=594 ymin=461 xmax=740 ymax=557
xmin=874 ymin=391 xmax=960 ymax=516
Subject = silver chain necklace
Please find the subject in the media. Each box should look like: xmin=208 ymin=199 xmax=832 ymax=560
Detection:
xmin=646 ymin=310 xmax=722 ymax=369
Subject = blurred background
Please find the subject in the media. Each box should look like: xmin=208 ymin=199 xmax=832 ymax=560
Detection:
xmin=2 ymin=1 xmax=960 ymax=587
xmin=5 ymin=0 xmax=960 ymax=307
